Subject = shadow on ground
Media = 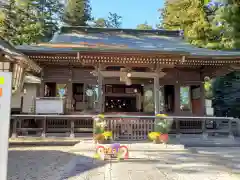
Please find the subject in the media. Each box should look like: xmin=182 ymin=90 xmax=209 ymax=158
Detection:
xmin=8 ymin=148 xmax=107 ymax=180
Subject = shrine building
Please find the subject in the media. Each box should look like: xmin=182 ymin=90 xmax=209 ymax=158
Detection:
xmin=4 ymin=26 xmax=240 ymax=136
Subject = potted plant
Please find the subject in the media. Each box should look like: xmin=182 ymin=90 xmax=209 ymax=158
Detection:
xmin=102 ymin=131 xmax=113 ymax=144
xmin=148 ymin=114 xmax=173 ymax=144
xmin=148 ymin=131 xmax=161 ymax=144
xmin=93 ymin=114 xmax=113 ymax=144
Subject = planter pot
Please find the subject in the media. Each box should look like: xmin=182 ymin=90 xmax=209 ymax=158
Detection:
xmin=95 ymin=139 xmax=112 ymax=144
xmin=160 ymin=134 xmax=169 ymax=144
xmin=102 ymin=139 xmax=112 ymax=144
xmin=96 ymin=139 xmax=104 ymax=144
xmin=153 ymin=138 xmax=161 ymax=144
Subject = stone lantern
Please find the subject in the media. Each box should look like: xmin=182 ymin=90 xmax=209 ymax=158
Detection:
xmin=0 ymin=37 xmax=41 ymax=93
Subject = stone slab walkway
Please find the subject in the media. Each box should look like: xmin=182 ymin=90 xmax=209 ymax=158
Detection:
xmin=65 ymin=144 xmax=240 ymax=180
xmin=7 ymin=140 xmax=240 ymax=180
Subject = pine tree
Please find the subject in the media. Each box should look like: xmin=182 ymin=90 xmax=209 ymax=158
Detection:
xmin=63 ymin=0 xmax=92 ymax=26
xmin=39 ymin=0 xmax=64 ymax=41
xmin=92 ymin=12 xmax=122 ymax=28
xmin=106 ymin=12 xmax=122 ymax=28
xmin=212 ymin=1 xmax=240 ymax=117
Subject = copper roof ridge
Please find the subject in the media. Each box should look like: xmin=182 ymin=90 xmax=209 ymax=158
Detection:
xmin=60 ymin=26 xmax=182 ymax=37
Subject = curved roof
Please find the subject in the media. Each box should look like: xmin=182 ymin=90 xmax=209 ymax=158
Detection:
xmin=16 ymin=26 xmax=240 ymax=57
xmin=0 ymin=37 xmax=41 ymax=73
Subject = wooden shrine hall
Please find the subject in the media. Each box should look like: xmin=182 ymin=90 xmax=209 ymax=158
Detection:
xmin=11 ymin=26 xmax=240 ymax=136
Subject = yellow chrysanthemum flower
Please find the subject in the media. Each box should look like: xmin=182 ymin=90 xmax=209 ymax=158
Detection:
xmin=148 ymin=132 xmax=161 ymax=140
xmin=102 ymin=131 xmax=112 ymax=139
xmin=156 ymin=114 xmax=167 ymax=117
xmin=98 ymin=114 xmax=105 ymax=119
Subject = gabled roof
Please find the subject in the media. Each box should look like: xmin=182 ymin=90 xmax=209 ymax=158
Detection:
xmin=16 ymin=26 xmax=240 ymax=57
xmin=0 ymin=37 xmax=41 ymax=73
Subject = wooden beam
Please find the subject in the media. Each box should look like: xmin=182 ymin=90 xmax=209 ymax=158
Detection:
xmin=100 ymin=70 xmax=166 ymax=78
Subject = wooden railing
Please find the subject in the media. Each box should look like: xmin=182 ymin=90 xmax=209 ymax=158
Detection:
xmin=10 ymin=114 xmax=240 ymax=140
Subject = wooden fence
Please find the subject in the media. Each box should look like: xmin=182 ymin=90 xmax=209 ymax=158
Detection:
xmin=10 ymin=114 xmax=240 ymax=140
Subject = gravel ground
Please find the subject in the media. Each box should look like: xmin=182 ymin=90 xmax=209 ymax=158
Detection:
xmin=7 ymin=146 xmax=75 ymax=180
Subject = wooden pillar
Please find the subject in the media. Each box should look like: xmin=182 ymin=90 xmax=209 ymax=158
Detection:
xmin=200 ymin=82 xmax=205 ymax=115
xmin=159 ymin=85 xmax=164 ymax=113
xmin=174 ymin=82 xmax=180 ymax=114
xmin=66 ymin=68 xmax=73 ymax=112
xmin=39 ymin=70 xmax=44 ymax=97
xmin=97 ymin=69 xmax=103 ymax=113
xmin=41 ymin=117 xmax=46 ymax=138
xmin=70 ymin=119 xmax=75 ymax=138
xmin=154 ymin=76 xmax=160 ymax=114
xmin=11 ymin=118 xmax=17 ymax=138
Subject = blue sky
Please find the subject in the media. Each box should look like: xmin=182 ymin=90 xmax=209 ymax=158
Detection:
xmin=90 ymin=0 xmax=164 ymax=29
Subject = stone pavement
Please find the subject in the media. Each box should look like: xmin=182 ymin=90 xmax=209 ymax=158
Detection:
xmin=7 ymin=142 xmax=240 ymax=180
xmin=174 ymin=135 xmax=240 ymax=147
xmin=7 ymin=146 xmax=75 ymax=180
xmin=64 ymin=143 xmax=240 ymax=180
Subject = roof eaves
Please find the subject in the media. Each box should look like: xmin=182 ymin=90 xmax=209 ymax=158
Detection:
xmin=0 ymin=37 xmax=41 ymax=73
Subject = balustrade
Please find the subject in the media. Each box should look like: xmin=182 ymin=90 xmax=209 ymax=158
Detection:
xmin=10 ymin=114 xmax=240 ymax=140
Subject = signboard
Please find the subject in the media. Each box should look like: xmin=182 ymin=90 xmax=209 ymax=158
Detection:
xmin=35 ymin=98 xmax=64 ymax=114
xmin=94 ymin=143 xmax=129 ymax=161
xmin=0 ymin=72 xmax=12 ymax=180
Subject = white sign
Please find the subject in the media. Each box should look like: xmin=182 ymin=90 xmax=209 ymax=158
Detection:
xmin=35 ymin=98 xmax=64 ymax=114
xmin=0 ymin=72 xmax=12 ymax=180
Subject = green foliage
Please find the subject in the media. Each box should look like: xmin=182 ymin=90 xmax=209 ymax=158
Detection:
xmin=161 ymin=0 xmax=211 ymax=47
xmin=213 ymin=71 xmax=240 ymax=117
xmin=93 ymin=12 xmax=122 ymax=28
xmin=211 ymin=1 xmax=240 ymax=117
xmin=212 ymin=3 xmax=240 ymax=49
xmin=204 ymin=79 xmax=213 ymax=99
xmin=0 ymin=0 xmax=63 ymax=45
xmin=106 ymin=12 xmax=122 ymax=28
xmin=161 ymin=0 xmax=240 ymax=117
xmin=93 ymin=18 xmax=108 ymax=28
xmin=136 ymin=22 xmax=153 ymax=30
xmin=154 ymin=117 xmax=173 ymax=134
xmin=63 ymin=0 xmax=92 ymax=26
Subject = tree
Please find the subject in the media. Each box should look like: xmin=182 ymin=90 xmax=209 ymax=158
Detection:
xmin=40 ymin=0 xmax=64 ymax=41
xmin=0 ymin=0 xmax=63 ymax=45
xmin=0 ymin=0 xmax=44 ymax=45
xmin=93 ymin=18 xmax=108 ymax=28
xmin=62 ymin=0 xmax=92 ymax=26
xmin=160 ymin=0 xmax=212 ymax=47
xmin=211 ymin=1 xmax=240 ymax=117
xmin=106 ymin=12 xmax=122 ymax=28
xmin=160 ymin=0 xmax=240 ymax=117
xmin=136 ymin=22 xmax=153 ymax=30
xmin=212 ymin=1 xmax=240 ymax=49
xmin=213 ymin=72 xmax=240 ymax=117
xmin=92 ymin=12 xmax=122 ymax=28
